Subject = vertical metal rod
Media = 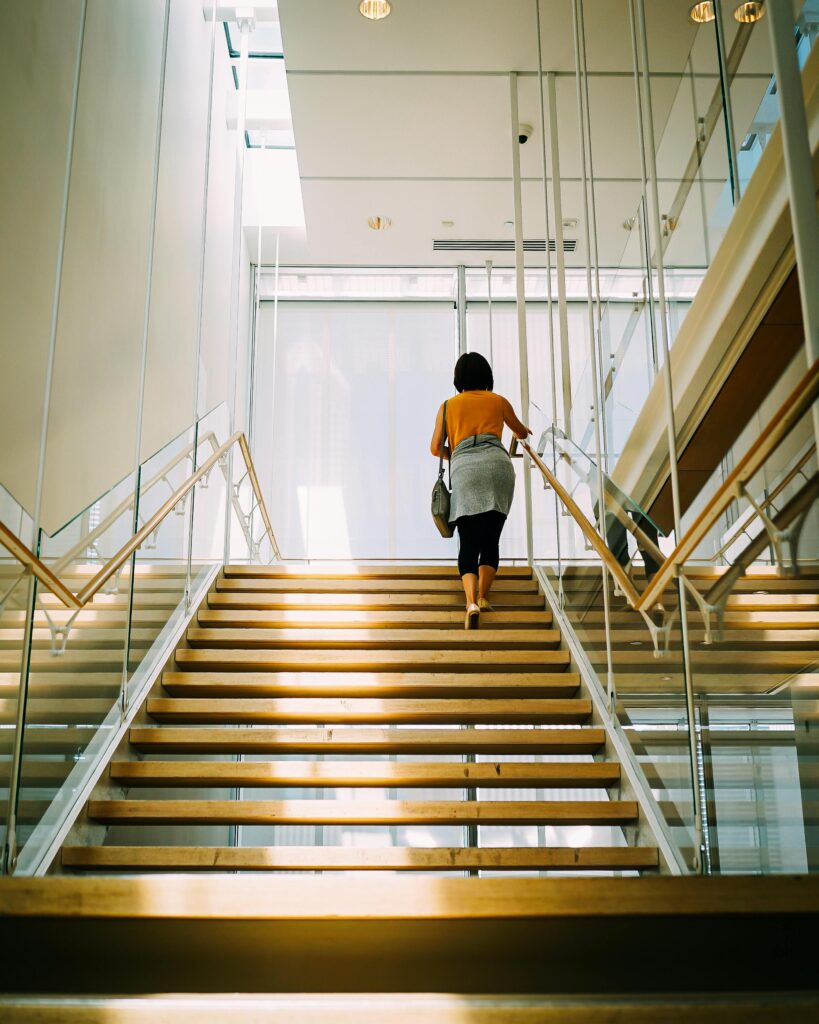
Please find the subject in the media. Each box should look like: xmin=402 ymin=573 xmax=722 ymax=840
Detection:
xmin=185 ymin=0 xmax=218 ymax=606
xmin=535 ymin=0 xmax=563 ymax=581
xmin=509 ymin=72 xmax=534 ymax=567
xmin=268 ymin=230 xmax=281 ymax=562
xmin=571 ymin=0 xmax=616 ymax=711
xmin=575 ymin=0 xmax=610 ymax=469
xmin=767 ymin=0 xmax=819 ymax=450
xmin=485 ymin=260 xmax=494 ymax=366
xmin=121 ymin=0 xmax=171 ymax=717
xmin=4 ymin=0 xmax=88 ymax=874
xmin=713 ymin=0 xmax=742 ymax=204
xmin=457 ymin=264 xmax=467 ymax=355
xmin=546 ymin=73 xmax=573 ymax=437
xmin=634 ymin=0 xmax=705 ymax=873
xmin=247 ymin=131 xmax=267 ymax=556
xmin=223 ymin=15 xmax=253 ymax=566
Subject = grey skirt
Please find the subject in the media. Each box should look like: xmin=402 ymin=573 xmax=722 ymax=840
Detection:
xmin=449 ymin=434 xmax=515 ymax=522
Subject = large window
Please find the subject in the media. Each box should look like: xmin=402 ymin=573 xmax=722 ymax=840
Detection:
xmin=253 ymin=298 xmax=457 ymax=560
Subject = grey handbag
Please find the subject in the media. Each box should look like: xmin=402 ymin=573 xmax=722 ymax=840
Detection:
xmin=431 ymin=400 xmax=454 ymax=538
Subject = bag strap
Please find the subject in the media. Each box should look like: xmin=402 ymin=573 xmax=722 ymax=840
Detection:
xmin=438 ymin=401 xmax=449 ymax=482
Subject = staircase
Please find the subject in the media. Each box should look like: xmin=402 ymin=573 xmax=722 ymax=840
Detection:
xmin=60 ymin=564 xmax=660 ymax=874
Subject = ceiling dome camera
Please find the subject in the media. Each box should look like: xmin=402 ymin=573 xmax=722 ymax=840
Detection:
xmin=518 ymin=123 xmax=533 ymax=144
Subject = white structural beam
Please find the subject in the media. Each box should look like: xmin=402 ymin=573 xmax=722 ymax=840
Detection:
xmin=203 ymin=3 xmax=279 ymax=22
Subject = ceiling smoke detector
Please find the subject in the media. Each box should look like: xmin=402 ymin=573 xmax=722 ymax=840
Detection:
xmin=359 ymin=1 xmax=391 ymax=20
xmin=689 ymin=2 xmax=715 ymax=22
xmin=367 ymin=215 xmax=392 ymax=230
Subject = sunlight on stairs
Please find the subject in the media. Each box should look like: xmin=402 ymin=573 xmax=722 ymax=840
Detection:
xmin=61 ymin=564 xmax=659 ymax=874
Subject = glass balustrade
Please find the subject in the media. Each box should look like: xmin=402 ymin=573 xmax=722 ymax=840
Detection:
xmin=0 ymin=404 xmax=271 ymax=875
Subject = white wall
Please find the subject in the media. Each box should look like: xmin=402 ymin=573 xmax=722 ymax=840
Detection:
xmin=0 ymin=0 xmax=246 ymax=538
xmin=41 ymin=0 xmax=166 ymax=534
xmin=0 ymin=0 xmax=84 ymax=527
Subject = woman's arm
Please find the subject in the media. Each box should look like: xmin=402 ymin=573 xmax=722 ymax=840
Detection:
xmin=501 ymin=397 xmax=532 ymax=440
xmin=430 ymin=403 xmax=451 ymax=458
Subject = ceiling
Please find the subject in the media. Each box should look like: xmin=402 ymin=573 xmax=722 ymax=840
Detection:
xmin=252 ymin=0 xmax=775 ymax=269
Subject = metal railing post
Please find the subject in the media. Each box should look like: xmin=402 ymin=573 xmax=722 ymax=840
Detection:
xmin=185 ymin=0 xmax=219 ymax=603
xmin=223 ymin=10 xmax=254 ymax=565
xmin=122 ymin=0 xmax=171 ymax=715
xmin=535 ymin=0 xmax=564 ymax=585
xmin=714 ymin=0 xmax=742 ymax=205
xmin=571 ymin=0 xmax=616 ymax=712
xmin=546 ymin=73 xmax=572 ymax=437
xmin=633 ymin=0 xmax=706 ymax=873
xmin=509 ymin=72 xmax=534 ymax=566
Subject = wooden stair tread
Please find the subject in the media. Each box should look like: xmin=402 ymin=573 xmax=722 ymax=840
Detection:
xmin=160 ymin=670 xmax=581 ymax=698
xmin=129 ymin=726 xmax=605 ymax=754
xmin=223 ymin=565 xmax=532 ymax=580
xmin=145 ymin=697 xmax=592 ymax=724
xmin=174 ymin=649 xmax=571 ymax=672
xmin=216 ymin=578 xmax=539 ymax=594
xmin=86 ymin=798 xmax=638 ymax=825
xmin=108 ymin=759 xmax=621 ymax=788
xmin=185 ymin=627 xmax=562 ymax=649
xmin=197 ymin=608 xmax=553 ymax=629
xmin=207 ymin=592 xmax=546 ymax=610
xmin=62 ymin=845 xmax=654 ymax=871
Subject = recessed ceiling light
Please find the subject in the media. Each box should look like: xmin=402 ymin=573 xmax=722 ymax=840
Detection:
xmin=734 ymin=1 xmax=765 ymax=23
xmin=359 ymin=0 xmax=391 ymax=20
xmin=689 ymin=2 xmax=715 ymax=22
xmin=441 ymin=219 xmax=454 ymax=228
xmin=367 ymin=215 xmax=391 ymax=230
xmin=503 ymin=220 xmax=514 ymax=228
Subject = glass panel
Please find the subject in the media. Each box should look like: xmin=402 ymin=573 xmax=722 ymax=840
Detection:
xmin=125 ymin=426 xmax=197 ymax=702
xmin=674 ymin=357 xmax=818 ymax=873
xmin=14 ymin=469 xmax=139 ymax=855
xmin=0 ymin=486 xmax=33 ymax=855
xmin=189 ymin=404 xmax=230 ymax=576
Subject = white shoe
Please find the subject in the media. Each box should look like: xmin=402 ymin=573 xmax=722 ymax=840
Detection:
xmin=465 ymin=603 xmax=480 ymax=630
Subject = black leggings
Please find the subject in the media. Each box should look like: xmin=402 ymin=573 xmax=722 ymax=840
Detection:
xmin=456 ymin=510 xmax=507 ymax=578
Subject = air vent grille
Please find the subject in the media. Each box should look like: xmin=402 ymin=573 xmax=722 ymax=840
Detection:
xmin=432 ymin=239 xmax=577 ymax=253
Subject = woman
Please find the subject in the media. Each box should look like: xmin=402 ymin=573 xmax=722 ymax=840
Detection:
xmin=430 ymin=352 xmax=530 ymax=629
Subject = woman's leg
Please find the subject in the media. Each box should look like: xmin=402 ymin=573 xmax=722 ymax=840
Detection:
xmin=477 ymin=511 xmax=506 ymax=603
xmin=456 ymin=517 xmax=480 ymax=608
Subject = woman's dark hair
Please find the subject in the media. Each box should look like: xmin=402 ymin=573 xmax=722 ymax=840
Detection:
xmin=453 ymin=352 xmax=494 ymax=393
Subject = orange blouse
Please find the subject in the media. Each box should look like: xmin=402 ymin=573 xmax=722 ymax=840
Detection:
xmin=445 ymin=390 xmax=505 ymax=450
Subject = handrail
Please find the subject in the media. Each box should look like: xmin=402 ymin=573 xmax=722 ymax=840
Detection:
xmin=0 ymin=431 xmax=279 ymax=611
xmin=635 ymin=357 xmax=819 ymax=613
xmin=0 ymin=523 xmax=82 ymax=610
xmin=0 ymin=428 xmax=224 ymax=607
xmin=521 ymin=441 xmax=642 ymax=607
xmin=710 ymin=442 xmax=816 ymax=563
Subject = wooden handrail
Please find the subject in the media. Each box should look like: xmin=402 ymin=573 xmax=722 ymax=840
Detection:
xmin=635 ymin=357 xmax=819 ymax=612
xmin=0 ymin=432 xmax=278 ymax=611
xmin=710 ymin=442 xmax=816 ymax=562
xmin=0 ymin=523 xmax=81 ymax=610
xmin=522 ymin=442 xmax=642 ymax=607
